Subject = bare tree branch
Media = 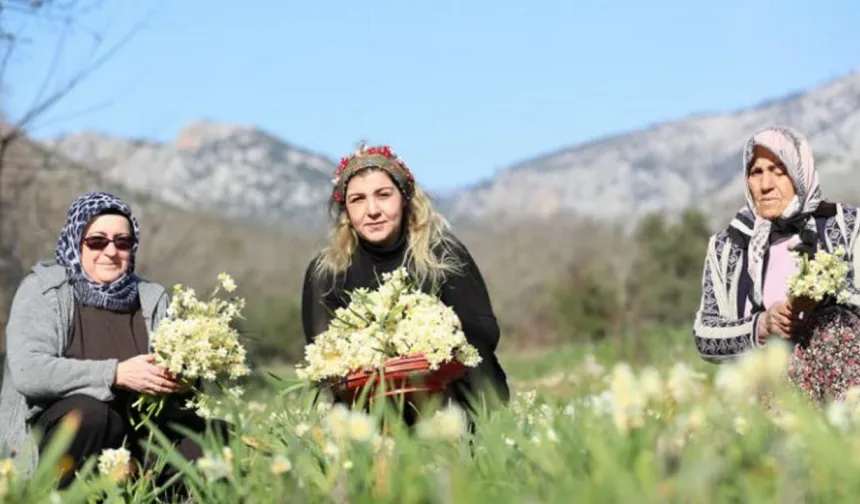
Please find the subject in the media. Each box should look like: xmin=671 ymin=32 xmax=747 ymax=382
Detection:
xmin=13 ymin=9 xmax=152 ymax=133
xmin=25 ymin=95 xmax=116 ymax=132
xmin=23 ymin=16 xmax=71 ymax=121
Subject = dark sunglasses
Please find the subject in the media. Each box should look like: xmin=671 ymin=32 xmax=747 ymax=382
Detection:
xmin=82 ymin=235 xmax=135 ymax=251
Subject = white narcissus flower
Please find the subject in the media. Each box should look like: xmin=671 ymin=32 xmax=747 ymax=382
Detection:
xmin=141 ymin=274 xmax=250 ymax=420
xmin=295 ymin=266 xmax=482 ymax=383
xmin=787 ymin=245 xmax=850 ymax=302
xmin=416 ymin=405 xmax=468 ymax=440
xmin=0 ymin=458 xmax=16 ymax=500
xmin=270 ymin=455 xmax=292 ymax=475
xmin=97 ymin=447 xmax=132 ymax=484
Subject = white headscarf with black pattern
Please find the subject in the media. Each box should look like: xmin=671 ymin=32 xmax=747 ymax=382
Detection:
xmin=731 ymin=126 xmax=822 ymax=307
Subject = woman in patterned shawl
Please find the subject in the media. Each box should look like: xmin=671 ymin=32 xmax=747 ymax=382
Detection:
xmin=0 ymin=191 xmax=226 ymax=490
xmin=693 ymin=126 xmax=860 ymax=362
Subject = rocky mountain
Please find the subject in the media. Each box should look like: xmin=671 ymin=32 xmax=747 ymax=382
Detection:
xmin=43 ymin=71 xmax=860 ymax=232
xmin=443 ymin=70 xmax=860 ymax=223
xmin=42 ymin=122 xmax=338 ymax=226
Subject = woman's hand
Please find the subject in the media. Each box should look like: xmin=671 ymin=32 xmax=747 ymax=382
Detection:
xmin=758 ymin=301 xmax=797 ymax=341
xmin=114 ymin=354 xmax=182 ymax=395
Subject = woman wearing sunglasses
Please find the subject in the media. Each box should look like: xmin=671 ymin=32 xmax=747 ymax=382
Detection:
xmin=0 ymin=191 xmax=225 ymax=489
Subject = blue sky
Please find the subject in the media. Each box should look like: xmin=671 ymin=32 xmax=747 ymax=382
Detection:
xmin=3 ymin=0 xmax=859 ymax=191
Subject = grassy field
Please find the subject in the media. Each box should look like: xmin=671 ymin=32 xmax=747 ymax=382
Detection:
xmin=4 ymin=330 xmax=857 ymax=503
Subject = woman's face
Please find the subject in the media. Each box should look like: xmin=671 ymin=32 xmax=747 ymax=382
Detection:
xmin=747 ymin=145 xmax=797 ymax=220
xmin=344 ymin=169 xmax=404 ymax=245
xmin=80 ymin=214 xmax=134 ymax=284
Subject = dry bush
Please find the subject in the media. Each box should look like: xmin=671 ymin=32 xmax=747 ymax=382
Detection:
xmin=453 ymin=216 xmax=633 ymax=349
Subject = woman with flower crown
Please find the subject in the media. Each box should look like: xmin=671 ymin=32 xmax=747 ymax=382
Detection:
xmin=301 ymin=144 xmax=510 ymax=424
xmin=693 ymin=127 xmax=860 ymax=388
xmin=0 ymin=191 xmax=227 ymax=489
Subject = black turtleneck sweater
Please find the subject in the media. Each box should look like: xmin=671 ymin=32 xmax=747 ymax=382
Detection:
xmin=301 ymin=229 xmax=510 ymax=405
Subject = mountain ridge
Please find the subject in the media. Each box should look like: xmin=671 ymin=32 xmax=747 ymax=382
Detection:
xmin=443 ymin=69 xmax=860 ymax=222
xmin=446 ymin=70 xmax=859 ymax=194
xmin=39 ymin=69 xmax=860 ymax=228
xmin=9 ymin=70 xmax=860 ymax=349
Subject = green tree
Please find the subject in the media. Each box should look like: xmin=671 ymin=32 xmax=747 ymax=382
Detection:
xmin=626 ymin=208 xmax=712 ymax=329
xmin=238 ymin=297 xmax=306 ymax=366
xmin=553 ymin=259 xmax=623 ymax=344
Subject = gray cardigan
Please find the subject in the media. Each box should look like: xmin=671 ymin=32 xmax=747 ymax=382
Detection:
xmin=0 ymin=261 xmax=168 ymax=474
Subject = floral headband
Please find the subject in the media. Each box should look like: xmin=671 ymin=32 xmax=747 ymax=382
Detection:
xmin=332 ymin=144 xmax=415 ymax=204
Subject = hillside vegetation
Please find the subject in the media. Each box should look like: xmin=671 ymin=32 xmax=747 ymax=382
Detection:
xmin=4 ymin=129 xmax=859 ymax=365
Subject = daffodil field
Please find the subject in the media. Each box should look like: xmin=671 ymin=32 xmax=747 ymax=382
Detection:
xmin=5 ymin=331 xmax=860 ymax=503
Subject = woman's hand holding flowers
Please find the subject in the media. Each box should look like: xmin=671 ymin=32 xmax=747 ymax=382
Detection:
xmin=758 ymin=301 xmax=798 ymax=342
xmin=114 ymin=354 xmax=182 ymax=395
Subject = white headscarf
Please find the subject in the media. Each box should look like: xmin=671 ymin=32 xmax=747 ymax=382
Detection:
xmin=738 ymin=126 xmax=822 ymax=307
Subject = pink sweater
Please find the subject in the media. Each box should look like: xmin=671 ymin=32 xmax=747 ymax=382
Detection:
xmin=744 ymin=235 xmax=800 ymax=316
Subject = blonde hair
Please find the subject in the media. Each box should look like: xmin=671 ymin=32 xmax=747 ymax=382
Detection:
xmin=313 ymin=171 xmax=464 ymax=291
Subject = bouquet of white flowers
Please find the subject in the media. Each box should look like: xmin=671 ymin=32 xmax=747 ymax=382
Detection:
xmin=786 ymin=244 xmax=860 ymax=402
xmin=296 ymin=267 xmax=482 ymax=402
xmin=786 ymin=244 xmax=852 ymax=312
xmin=131 ymin=273 xmax=250 ymax=428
